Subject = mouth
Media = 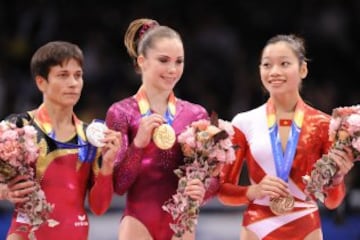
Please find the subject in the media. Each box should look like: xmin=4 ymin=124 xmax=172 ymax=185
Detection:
xmin=268 ymin=79 xmax=286 ymax=84
xmin=64 ymin=92 xmax=80 ymax=97
xmin=162 ymin=76 xmax=177 ymax=83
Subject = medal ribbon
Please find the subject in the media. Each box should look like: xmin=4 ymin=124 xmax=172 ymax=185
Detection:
xmin=134 ymin=86 xmax=176 ymax=125
xmin=32 ymin=104 xmax=97 ymax=163
xmin=267 ymin=98 xmax=304 ymax=182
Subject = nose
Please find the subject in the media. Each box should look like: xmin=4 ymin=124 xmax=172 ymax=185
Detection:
xmin=269 ymin=65 xmax=281 ymax=76
xmin=167 ymin=63 xmax=177 ymax=73
xmin=68 ymin=75 xmax=81 ymax=86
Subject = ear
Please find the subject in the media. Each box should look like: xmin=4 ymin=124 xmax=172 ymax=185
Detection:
xmin=300 ymin=61 xmax=308 ymax=79
xmin=35 ymin=75 xmax=47 ymax=92
xmin=137 ymin=55 xmax=145 ymax=69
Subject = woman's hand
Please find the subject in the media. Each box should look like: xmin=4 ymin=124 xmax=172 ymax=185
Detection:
xmin=100 ymin=129 xmax=122 ymax=175
xmin=329 ymin=146 xmax=354 ymax=185
xmin=6 ymin=175 xmax=35 ymax=204
xmin=133 ymin=114 xmax=164 ymax=148
xmin=184 ymin=178 xmax=206 ymax=203
xmin=246 ymin=175 xmax=289 ymax=201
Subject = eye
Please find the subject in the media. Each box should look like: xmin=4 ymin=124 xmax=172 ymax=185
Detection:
xmin=158 ymin=57 xmax=169 ymax=63
xmin=57 ymin=72 xmax=69 ymax=79
xmin=74 ymin=72 xmax=83 ymax=80
xmin=260 ymin=62 xmax=271 ymax=69
xmin=176 ymin=59 xmax=184 ymax=65
xmin=281 ymin=61 xmax=291 ymax=67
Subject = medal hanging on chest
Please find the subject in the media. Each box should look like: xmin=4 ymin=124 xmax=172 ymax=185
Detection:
xmin=266 ymin=99 xmax=305 ymax=215
xmin=135 ymin=87 xmax=176 ymax=150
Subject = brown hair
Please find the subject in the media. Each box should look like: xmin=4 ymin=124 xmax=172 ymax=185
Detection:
xmin=30 ymin=41 xmax=83 ymax=80
xmin=124 ymin=18 xmax=182 ymax=73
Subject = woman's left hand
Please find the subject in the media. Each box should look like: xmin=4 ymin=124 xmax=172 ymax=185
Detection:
xmin=184 ymin=178 xmax=206 ymax=203
xmin=329 ymin=146 xmax=354 ymax=185
xmin=100 ymin=129 xmax=122 ymax=175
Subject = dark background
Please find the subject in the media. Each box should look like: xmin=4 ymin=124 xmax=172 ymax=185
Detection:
xmin=1 ymin=0 xmax=360 ymax=121
xmin=0 ymin=0 xmax=360 ymax=238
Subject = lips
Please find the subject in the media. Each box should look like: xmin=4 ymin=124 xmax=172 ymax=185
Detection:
xmin=64 ymin=92 xmax=80 ymax=97
xmin=268 ymin=79 xmax=286 ymax=85
xmin=162 ymin=76 xmax=176 ymax=81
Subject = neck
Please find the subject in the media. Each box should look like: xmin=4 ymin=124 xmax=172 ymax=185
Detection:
xmin=43 ymin=102 xmax=74 ymax=128
xmin=142 ymin=85 xmax=171 ymax=113
xmin=271 ymin=93 xmax=300 ymax=114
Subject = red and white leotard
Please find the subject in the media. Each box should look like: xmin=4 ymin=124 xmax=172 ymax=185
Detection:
xmin=219 ymin=100 xmax=346 ymax=240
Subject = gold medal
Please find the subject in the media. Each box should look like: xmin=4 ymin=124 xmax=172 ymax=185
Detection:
xmin=269 ymin=195 xmax=295 ymax=215
xmin=152 ymin=124 xmax=176 ymax=150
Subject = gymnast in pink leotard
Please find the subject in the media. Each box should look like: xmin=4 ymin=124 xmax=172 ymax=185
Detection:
xmin=105 ymin=18 xmax=219 ymax=240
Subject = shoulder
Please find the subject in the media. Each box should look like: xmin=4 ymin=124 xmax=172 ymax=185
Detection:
xmin=107 ymin=97 xmax=137 ymax=113
xmin=106 ymin=97 xmax=139 ymax=120
xmin=303 ymin=102 xmax=330 ymax=124
xmin=177 ymin=98 xmax=208 ymax=118
xmin=105 ymin=97 xmax=138 ymax=130
xmin=231 ymin=104 xmax=266 ymax=129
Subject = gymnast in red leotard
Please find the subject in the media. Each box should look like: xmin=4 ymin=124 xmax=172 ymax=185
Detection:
xmin=3 ymin=41 xmax=120 ymax=240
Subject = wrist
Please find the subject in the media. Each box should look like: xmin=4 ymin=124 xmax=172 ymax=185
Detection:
xmin=246 ymin=185 xmax=255 ymax=201
xmin=331 ymin=175 xmax=344 ymax=186
xmin=133 ymin=139 xmax=143 ymax=148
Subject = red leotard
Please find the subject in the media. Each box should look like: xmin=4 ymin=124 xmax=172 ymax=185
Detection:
xmin=6 ymin=108 xmax=113 ymax=240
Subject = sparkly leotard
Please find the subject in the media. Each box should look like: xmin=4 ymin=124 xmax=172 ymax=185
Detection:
xmin=219 ymin=100 xmax=346 ymax=240
xmin=6 ymin=107 xmax=113 ymax=240
xmin=106 ymin=96 xmax=219 ymax=240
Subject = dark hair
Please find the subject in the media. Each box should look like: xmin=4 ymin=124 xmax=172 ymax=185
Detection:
xmin=30 ymin=41 xmax=84 ymax=79
xmin=124 ymin=18 xmax=182 ymax=73
xmin=261 ymin=34 xmax=308 ymax=64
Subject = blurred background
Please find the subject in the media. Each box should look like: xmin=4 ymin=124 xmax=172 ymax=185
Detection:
xmin=1 ymin=0 xmax=360 ymax=239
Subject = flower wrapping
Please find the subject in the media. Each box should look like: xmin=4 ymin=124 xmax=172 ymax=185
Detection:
xmin=0 ymin=120 xmax=56 ymax=240
xmin=302 ymin=105 xmax=360 ymax=202
xmin=162 ymin=112 xmax=237 ymax=238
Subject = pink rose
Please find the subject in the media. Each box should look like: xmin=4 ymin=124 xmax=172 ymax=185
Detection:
xmin=0 ymin=129 xmax=19 ymax=141
xmin=346 ymin=114 xmax=360 ymax=135
xmin=352 ymin=137 xmax=360 ymax=152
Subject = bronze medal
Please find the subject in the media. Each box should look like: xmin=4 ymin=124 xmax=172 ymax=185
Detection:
xmin=269 ymin=195 xmax=295 ymax=215
xmin=152 ymin=124 xmax=176 ymax=150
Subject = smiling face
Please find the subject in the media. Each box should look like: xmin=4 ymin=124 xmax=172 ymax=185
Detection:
xmin=36 ymin=58 xmax=83 ymax=108
xmin=137 ymin=37 xmax=184 ymax=93
xmin=259 ymin=41 xmax=308 ymax=98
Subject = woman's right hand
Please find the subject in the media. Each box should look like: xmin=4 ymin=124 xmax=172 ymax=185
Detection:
xmin=133 ymin=113 xmax=165 ymax=148
xmin=246 ymin=175 xmax=290 ymax=201
xmin=6 ymin=175 xmax=36 ymax=204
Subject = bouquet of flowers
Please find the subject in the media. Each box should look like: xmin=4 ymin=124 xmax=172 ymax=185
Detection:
xmin=0 ymin=120 xmax=56 ymax=240
xmin=162 ymin=112 xmax=237 ymax=238
xmin=303 ymin=105 xmax=360 ymax=202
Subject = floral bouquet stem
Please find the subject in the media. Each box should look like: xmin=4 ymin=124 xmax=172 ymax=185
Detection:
xmin=163 ymin=162 xmax=208 ymax=237
xmin=303 ymin=105 xmax=360 ymax=202
xmin=162 ymin=112 xmax=237 ymax=238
